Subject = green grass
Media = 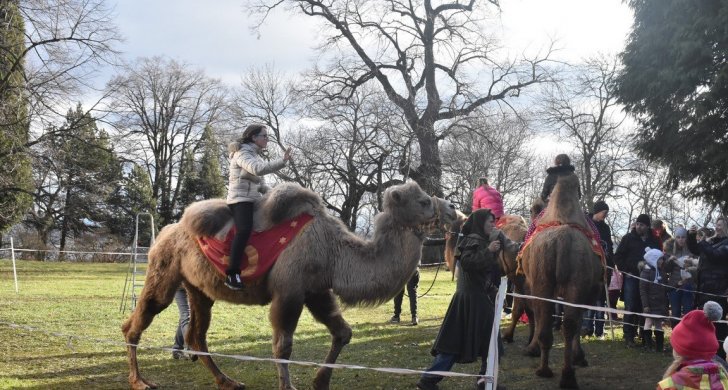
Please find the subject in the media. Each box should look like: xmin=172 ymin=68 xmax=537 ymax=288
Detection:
xmin=0 ymin=260 xmax=672 ymax=389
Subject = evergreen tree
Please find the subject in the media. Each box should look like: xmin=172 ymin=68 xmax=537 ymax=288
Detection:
xmin=616 ymin=0 xmax=728 ymax=212
xmin=0 ymin=0 xmax=32 ymax=233
xmin=177 ymin=125 xmax=225 ymax=216
xmin=27 ymin=105 xmax=121 ymax=248
xmin=107 ymin=163 xmax=157 ymax=245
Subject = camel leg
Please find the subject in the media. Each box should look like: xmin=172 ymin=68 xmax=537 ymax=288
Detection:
xmin=270 ymin=294 xmax=305 ymax=390
xmin=304 ymin=290 xmax=352 ymax=390
xmin=559 ymin=305 xmax=580 ymax=389
xmin=121 ymin=273 xmax=180 ymax=390
xmin=533 ymin=302 xmax=554 ymax=378
xmin=502 ymin=296 xmax=522 ymax=343
xmin=185 ymin=286 xmax=244 ymax=390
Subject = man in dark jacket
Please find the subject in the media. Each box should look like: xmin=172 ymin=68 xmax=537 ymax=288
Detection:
xmin=614 ymin=213 xmax=661 ymax=347
xmin=581 ymin=200 xmax=614 ymax=338
xmin=688 ymin=216 xmax=728 ymax=359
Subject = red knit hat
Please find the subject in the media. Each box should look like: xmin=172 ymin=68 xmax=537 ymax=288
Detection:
xmin=671 ymin=302 xmax=722 ymax=360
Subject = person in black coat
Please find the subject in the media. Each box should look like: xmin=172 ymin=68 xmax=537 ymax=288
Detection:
xmin=416 ymin=209 xmax=519 ymax=390
xmin=581 ymin=200 xmax=614 ymax=338
xmin=688 ymin=216 xmax=728 ymax=359
xmin=614 ymin=213 xmax=661 ymax=347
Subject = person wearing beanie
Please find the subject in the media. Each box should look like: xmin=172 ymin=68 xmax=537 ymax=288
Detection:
xmin=688 ymin=216 xmax=728 ymax=359
xmin=581 ymin=200 xmax=615 ymax=337
xmin=639 ymin=248 xmax=668 ymax=352
xmin=663 ymin=227 xmax=699 ymax=327
xmin=614 ymin=213 xmax=661 ymax=347
xmin=658 ymin=301 xmax=728 ymax=389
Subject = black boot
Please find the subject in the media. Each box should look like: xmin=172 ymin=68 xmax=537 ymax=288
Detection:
xmin=642 ymin=329 xmax=653 ymax=351
xmin=655 ymin=330 xmax=664 ymax=353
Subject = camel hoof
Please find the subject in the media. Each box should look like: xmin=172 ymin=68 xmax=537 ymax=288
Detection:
xmin=524 ymin=346 xmax=540 ymax=357
xmin=313 ymin=369 xmax=331 ymax=390
xmin=559 ymin=368 xmax=578 ymax=389
xmin=536 ymin=367 xmax=554 ymax=378
xmin=502 ymin=332 xmax=514 ymax=343
xmin=218 ymin=377 xmax=245 ymax=390
xmin=130 ymin=377 xmax=158 ymax=390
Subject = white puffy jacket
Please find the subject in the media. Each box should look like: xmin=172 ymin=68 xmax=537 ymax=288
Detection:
xmin=227 ymin=142 xmax=286 ymax=204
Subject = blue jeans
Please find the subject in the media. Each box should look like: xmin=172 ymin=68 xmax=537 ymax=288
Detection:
xmin=622 ymin=276 xmax=642 ymax=340
xmin=419 ymin=353 xmax=487 ymax=385
xmin=581 ymin=298 xmax=606 ymax=337
xmin=669 ymin=283 xmax=694 ymax=322
xmin=174 ymin=287 xmax=190 ymax=350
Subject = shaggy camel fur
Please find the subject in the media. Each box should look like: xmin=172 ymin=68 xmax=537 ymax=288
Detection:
xmin=520 ymin=172 xmax=603 ymax=389
xmin=121 ymin=181 xmax=457 ymax=390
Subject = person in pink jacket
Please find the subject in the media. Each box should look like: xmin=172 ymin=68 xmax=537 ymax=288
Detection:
xmin=471 ymin=177 xmax=504 ymax=219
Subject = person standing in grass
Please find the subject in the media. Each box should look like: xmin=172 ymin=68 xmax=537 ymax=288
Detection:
xmin=172 ymin=287 xmax=191 ymax=360
xmin=416 ymin=209 xmax=519 ymax=390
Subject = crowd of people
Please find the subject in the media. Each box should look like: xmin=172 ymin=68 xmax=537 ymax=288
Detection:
xmin=417 ymin=153 xmax=728 ymax=389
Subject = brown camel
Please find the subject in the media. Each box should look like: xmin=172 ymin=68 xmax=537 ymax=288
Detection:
xmin=519 ymin=172 xmax=603 ymax=389
xmin=121 ymin=181 xmax=457 ymax=390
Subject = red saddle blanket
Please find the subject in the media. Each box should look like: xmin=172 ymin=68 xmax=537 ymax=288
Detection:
xmin=516 ymin=220 xmax=606 ymax=275
xmin=195 ymin=214 xmax=314 ymax=282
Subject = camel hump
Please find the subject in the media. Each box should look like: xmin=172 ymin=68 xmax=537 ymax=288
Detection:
xmin=180 ymin=198 xmax=232 ymax=238
xmin=259 ymin=182 xmax=325 ymax=226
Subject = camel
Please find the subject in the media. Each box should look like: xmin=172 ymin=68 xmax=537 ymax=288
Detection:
xmin=121 ymin=181 xmax=457 ymax=390
xmin=519 ymin=172 xmax=603 ymax=389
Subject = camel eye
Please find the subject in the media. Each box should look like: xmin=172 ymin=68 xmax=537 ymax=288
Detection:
xmin=420 ymin=199 xmax=431 ymax=207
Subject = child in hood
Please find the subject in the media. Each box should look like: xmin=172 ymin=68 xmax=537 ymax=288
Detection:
xmin=640 ymin=247 xmax=668 ymax=352
xmin=658 ymin=301 xmax=728 ymax=389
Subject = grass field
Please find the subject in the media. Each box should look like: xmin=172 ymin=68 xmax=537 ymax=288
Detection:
xmin=0 ymin=260 xmax=673 ymax=389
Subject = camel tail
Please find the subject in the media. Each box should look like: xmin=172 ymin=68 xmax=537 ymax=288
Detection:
xmin=261 ymin=182 xmax=325 ymax=225
xmin=180 ymin=199 xmax=232 ymax=237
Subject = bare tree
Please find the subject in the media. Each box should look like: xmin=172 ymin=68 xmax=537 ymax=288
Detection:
xmin=250 ymin=0 xmax=553 ymax=196
xmin=228 ymin=64 xmax=304 ymax=182
xmin=7 ymin=0 xmax=120 ymax=125
xmin=106 ymin=57 xmax=227 ymax=225
xmin=440 ymin=112 xmax=537 ymax=214
xmin=539 ymin=56 xmax=634 ymax=211
xmin=292 ymin=85 xmax=404 ymax=230
xmin=0 ymin=0 xmax=120 ymax=233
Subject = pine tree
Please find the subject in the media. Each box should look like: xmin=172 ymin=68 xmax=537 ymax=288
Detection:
xmin=106 ymin=163 xmax=157 ymax=245
xmin=28 ymin=104 xmax=122 ymax=249
xmin=177 ymin=125 xmax=226 ymax=215
xmin=616 ymin=0 xmax=728 ymax=212
xmin=0 ymin=0 xmax=32 ymax=233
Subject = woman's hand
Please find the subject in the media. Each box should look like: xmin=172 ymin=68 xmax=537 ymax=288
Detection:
xmin=283 ymin=147 xmax=293 ymax=162
xmin=488 ymin=240 xmax=501 ymax=253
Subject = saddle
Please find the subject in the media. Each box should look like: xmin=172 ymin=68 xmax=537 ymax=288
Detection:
xmin=195 ymin=214 xmax=314 ymax=283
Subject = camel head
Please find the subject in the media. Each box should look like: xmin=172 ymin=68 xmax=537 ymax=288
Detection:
xmin=383 ymin=182 xmax=439 ymax=228
xmin=434 ymin=197 xmax=458 ymax=230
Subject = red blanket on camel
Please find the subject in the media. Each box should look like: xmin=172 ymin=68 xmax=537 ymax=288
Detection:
xmin=195 ymin=214 xmax=314 ymax=283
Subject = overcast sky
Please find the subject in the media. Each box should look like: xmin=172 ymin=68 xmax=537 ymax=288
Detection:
xmin=105 ymin=0 xmax=634 ymax=87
